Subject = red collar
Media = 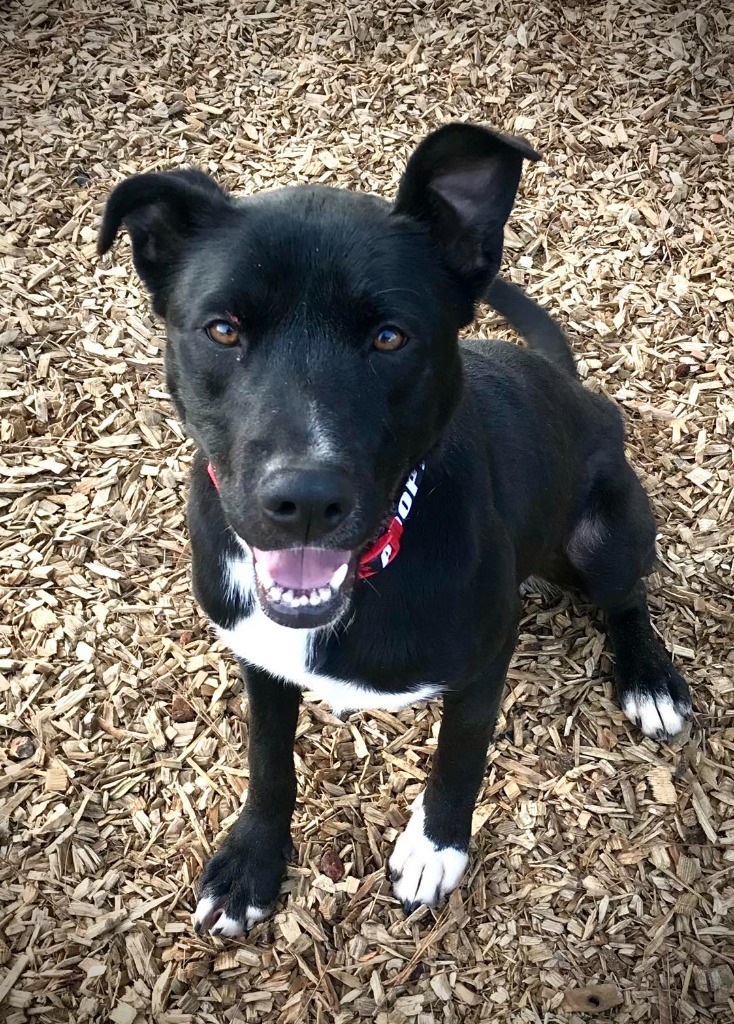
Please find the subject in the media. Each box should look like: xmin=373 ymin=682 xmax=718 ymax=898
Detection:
xmin=206 ymin=461 xmax=425 ymax=580
xmin=206 ymin=461 xmax=220 ymax=490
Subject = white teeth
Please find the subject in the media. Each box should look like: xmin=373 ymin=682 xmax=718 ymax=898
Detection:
xmin=265 ymin=585 xmax=338 ymax=609
xmin=256 ymin=562 xmax=274 ymax=588
xmin=329 ymin=563 xmax=349 ymax=590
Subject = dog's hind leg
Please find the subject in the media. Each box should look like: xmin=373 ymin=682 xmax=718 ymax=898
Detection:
xmin=565 ymin=463 xmax=692 ymax=741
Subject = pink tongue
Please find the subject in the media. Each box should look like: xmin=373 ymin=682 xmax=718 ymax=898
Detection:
xmin=253 ymin=547 xmax=352 ymax=590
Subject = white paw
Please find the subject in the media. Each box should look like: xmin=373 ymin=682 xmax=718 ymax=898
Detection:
xmin=388 ymin=792 xmax=468 ymax=912
xmin=623 ymin=692 xmax=691 ymax=740
xmin=194 ymin=894 xmax=269 ymax=938
xmin=519 ymin=575 xmax=562 ymax=601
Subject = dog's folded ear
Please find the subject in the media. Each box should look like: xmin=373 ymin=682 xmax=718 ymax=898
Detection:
xmin=98 ymin=168 xmax=230 ymax=307
xmin=394 ymin=123 xmax=540 ymax=290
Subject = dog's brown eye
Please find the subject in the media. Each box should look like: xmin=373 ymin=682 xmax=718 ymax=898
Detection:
xmin=373 ymin=327 xmax=407 ymax=353
xmin=206 ymin=321 xmax=240 ymax=346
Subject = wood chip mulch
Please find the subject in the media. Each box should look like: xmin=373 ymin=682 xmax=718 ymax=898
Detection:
xmin=1 ymin=2 xmax=733 ymax=1022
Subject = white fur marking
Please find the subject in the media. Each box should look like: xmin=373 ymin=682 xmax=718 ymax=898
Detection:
xmin=623 ymin=693 xmax=689 ymax=739
xmin=209 ymin=913 xmax=245 ymax=938
xmin=216 ymin=552 xmax=443 ymax=715
xmin=194 ymin=894 xmax=269 ymax=937
xmin=571 ymin=515 xmax=608 ymax=550
xmin=308 ymin=401 xmax=340 ymax=461
xmin=389 ymin=792 xmax=468 ymax=908
xmin=519 ymin=575 xmax=562 ymax=601
xmin=225 ymin=549 xmax=256 ymax=604
xmin=194 ymin=895 xmax=217 ymax=927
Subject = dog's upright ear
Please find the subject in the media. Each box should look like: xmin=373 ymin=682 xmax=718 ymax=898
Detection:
xmin=98 ymin=168 xmax=230 ymax=310
xmin=394 ymin=123 xmax=540 ymax=290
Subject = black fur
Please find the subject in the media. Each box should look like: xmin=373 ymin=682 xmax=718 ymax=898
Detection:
xmin=484 ymin=276 xmax=578 ymax=377
xmin=99 ymin=122 xmax=692 ymax=932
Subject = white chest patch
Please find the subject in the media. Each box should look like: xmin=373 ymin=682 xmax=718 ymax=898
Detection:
xmin=214 ymin=554 xmax=443 ymax=716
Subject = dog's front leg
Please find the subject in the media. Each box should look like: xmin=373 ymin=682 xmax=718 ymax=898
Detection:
xmin=389 ymin=635 xmax=516 ymax=913
xmin=194 ymin=665 xmax=300 ymax=937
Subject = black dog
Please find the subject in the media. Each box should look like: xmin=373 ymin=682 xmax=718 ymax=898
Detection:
xmin=98 ymin=124 xmax=692 ymax=937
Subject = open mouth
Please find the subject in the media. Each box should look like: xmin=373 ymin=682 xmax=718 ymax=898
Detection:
xmin=251 ymin=546 xmax=356 ymax=628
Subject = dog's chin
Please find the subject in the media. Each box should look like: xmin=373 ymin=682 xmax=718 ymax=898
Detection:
xmin=250 ymin=546 xmax=358 ymax=630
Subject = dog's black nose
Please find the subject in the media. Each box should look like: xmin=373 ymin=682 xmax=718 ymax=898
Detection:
xmin=257 ymin=466 xmax=356 ymax=541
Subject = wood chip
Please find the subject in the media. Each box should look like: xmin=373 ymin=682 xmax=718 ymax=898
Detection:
xmin=709 ymin=966 xmax=734 ymax=1003
xmin=171 ymin=695 xmax=196 ymax=723
xmin=430 ymin=974 xmax=453 ymax=1001
xmin=563 ymin=984 xmax=623 ymax=1012
xmin=648 ymin=767 xmax=677 ymax=805
xmin=0 ymin=953 xmax=31 ymax=1005
xmin=109 ymin=1005 xmax=138 ymax=1024
xmin=44 ymin=763 xmax=69 ymax=793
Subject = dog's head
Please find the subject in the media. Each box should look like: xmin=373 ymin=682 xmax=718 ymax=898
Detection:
xmin=99 ymin=124 xmax=538 ymax=628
